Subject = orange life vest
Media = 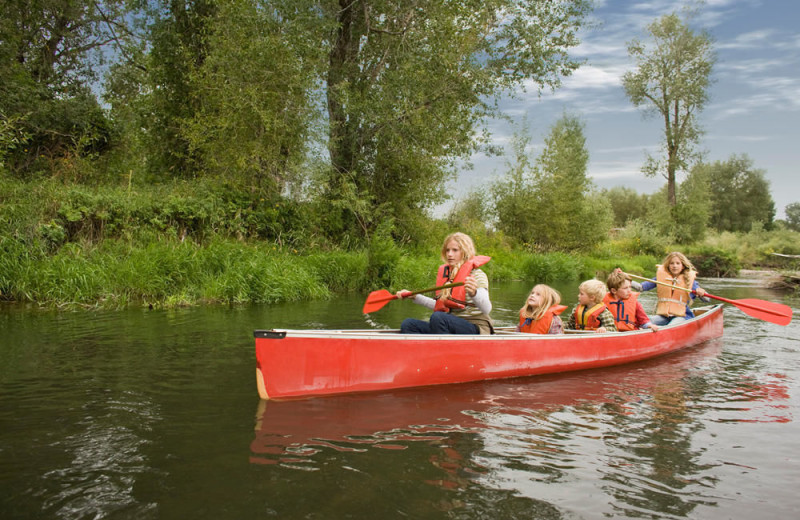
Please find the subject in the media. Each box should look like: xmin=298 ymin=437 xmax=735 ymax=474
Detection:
xmin=519 ymin=305 xmax=568 ymax=334
xmin=603 ymin=292 xmax=640 ymax=331
xmin=573 ymin=303 xmax=606 ymax=331
xmin=655 ymin=265 xmax=695 ymax=317
xmin=433 ymin=255 xmax=491 ymax=313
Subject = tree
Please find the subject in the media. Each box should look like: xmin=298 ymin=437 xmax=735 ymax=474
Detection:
xmin=692 ymin=155 xmax=775 ymax=232
xmin=491 ymin=123 xmax=537 ymax=242
xmin=622 ymin=12 xmax=715 ymax=206
xmin=647 ymin=164 xmax=710 ymax=243
xmin=136 ymin=0 xmax=217 ymax=179
xmin=528 ymin=114 xmax=611 ymax=250
xmin=182 ymin=0 xmax=331 ymax=191
xmin=0 ymin=0 xmax=132 ymax=174
xmin=323 ymin=0 xmax=591 ymax=238
xmin=602 ymin=186 xmax=650 ymax=227
xmin=786 ymin=202 xmax=800 ymax=232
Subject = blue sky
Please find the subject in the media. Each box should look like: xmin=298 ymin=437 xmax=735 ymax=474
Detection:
xmin=448 ymin=0 xmax=799 ymax=219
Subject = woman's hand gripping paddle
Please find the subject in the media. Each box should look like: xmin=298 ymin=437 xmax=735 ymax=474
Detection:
xmin=624 ymin=272 xmax=792 ymax=326
xmin=362 ymin=283 xmax=465 ymax=314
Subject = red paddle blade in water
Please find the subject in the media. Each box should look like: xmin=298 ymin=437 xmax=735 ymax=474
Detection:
xmin=705 ymin=294 xmax=793 ymax=326
xmin=362 ymin=290 xmax=398 ymax=314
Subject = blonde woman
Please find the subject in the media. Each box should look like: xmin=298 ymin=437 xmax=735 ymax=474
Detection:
xmin=396 ymin=232 xmax=492 ymax=334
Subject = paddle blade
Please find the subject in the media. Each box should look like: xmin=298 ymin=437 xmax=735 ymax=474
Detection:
xmin=362 ymin=289 xmax=398 ymax=314
xmin=704 ymin=293 xmax=793 ymax=325
xmin=731 ymin=298 xmax=793 ymax=326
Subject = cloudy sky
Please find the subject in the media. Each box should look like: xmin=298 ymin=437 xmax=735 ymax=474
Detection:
xmin=447 ymin=0 xmax=799 ymax=219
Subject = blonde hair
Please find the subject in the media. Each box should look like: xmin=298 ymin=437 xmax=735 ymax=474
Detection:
xmin=606 ymin=270 xmax=631 ymax=292
xmin=661 ymin=251 xmax=696 ymax=276
xmin=438 ymin=232 xmax=477 ymax=299
xmin=579 ymin=279 xmax=606 ymax=305
xmin=440 ymin=232 xmax=476 ymax=264
xmin=520 ymin=284 xmax=561 ymax=321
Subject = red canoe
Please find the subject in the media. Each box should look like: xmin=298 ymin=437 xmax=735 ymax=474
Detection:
xmin=254 ymin=305 xmax=724 ymax=400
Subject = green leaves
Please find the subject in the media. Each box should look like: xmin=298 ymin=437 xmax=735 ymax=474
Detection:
xmin=622 ymin=11 xmax=715 ymax=206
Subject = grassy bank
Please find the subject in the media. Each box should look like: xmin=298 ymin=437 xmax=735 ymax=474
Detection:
xmin=2 ymin=176 xmax=798 ymax=308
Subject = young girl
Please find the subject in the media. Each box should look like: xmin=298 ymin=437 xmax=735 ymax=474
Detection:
xmin=635 ymin=252 xmax=708 ymax=326
xmin=396 ymin=232 xmax=493 ymax=334
xmin=566 ymin=279 xmax=617 ymax=333
xmin=517 ymin=284 xmax=567 ymax=334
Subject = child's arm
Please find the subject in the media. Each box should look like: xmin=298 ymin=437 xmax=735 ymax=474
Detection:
xmin=565 ymin=307 xmax=577 ymax=330
xmin=690 ymin=280 xmax=708 ymax=300
xmin=597 ymin=309 xmax=617 ymax=333
xmin=635 ymin=300 xmax=659 ymax=331
xmin=549 ymin=315 xmax=564 ymax=334
xmin=637 ymin=279 xmax=656 ymax=292
xmin=411 ymin=294 xmax=436 ymax=310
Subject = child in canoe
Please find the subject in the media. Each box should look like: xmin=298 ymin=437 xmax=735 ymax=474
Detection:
xmin=566 ymin=279 xmax=617 ymax=333
xmin=517 ymin=284 xmax=567 ymax=334
xmin=634 ymin=252 xmax=708 ymax=326
xmin=604 ymin=270 xmax=659 ymax=332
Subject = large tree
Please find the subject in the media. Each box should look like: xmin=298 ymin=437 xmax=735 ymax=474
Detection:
xmin=0 ymin=0 xmax=132 ymax=174
xmin=692 ymin=154 xmax=775 ymax=232
xmin=182 ymin=0 xmax=331 ymax=191
xmin=622 ymin=12 xmax=715 ymax=206
xmin=324 ymin=0 xmax=591 ymax=237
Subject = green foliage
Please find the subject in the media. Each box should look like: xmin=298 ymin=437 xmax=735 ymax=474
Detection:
xmin=0 ymin=1 xmax=128 ymax=176
xmin=684 ymin=245 xmax=740 ymax=277
xmin=0 ymin=177 xmax=317 ymax=248
xmin=693 ymin=155 xmax=775 ymax=232
xmin=614 ymin=219 xmax=673 ymax=256
xmin=324 ymin=0 xmax=591 ymax=238
xmin=623 ymin=11 xmax=714 ymax=206
xmin=645 ymin=166 xmax=710 ymax=243
xmin=784 ymin=202 xmax=800 ymax=232
xmin=491 ymin=124 xmax=537 ymax=242
xmin=365 ymin=224 xmax=404 ymax=291
xmin=533 ymin=115 xmax=611 ymax=250
xmin=182 ymin=0 xmax=330 ymax=190
xmin=602 ymin=186 xmax=651 ymax=227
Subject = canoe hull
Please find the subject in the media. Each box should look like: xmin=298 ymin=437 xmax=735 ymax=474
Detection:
xmin=254 ymin=305 xmax=724 ymax=399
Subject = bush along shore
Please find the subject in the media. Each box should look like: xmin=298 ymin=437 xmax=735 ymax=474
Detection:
xmin=1 ymin=177 xmax=794 ymax=309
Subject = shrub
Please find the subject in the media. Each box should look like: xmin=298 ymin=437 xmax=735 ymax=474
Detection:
xmin=685 ymin=246 xmax=740 ymax=277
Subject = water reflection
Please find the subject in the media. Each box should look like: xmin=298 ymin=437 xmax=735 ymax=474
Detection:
xmin=251 ymin=339 xmax=736 ymax=513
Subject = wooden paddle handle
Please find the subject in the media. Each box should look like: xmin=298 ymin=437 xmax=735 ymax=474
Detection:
xmin=625 ymin=272 xmax=693 ymax=293
xmin=406 ymin=282 xmax=464 ymax=297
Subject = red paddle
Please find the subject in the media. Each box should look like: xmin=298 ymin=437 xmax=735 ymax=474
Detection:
xmin=624 ymin=272 xmax=793 ymax=326
xmin=362 ymin=282 xmax=464 ymax=314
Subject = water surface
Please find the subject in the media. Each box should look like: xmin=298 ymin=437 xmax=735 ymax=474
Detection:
xmin=1 ymin=278 xmax=799 ymax=518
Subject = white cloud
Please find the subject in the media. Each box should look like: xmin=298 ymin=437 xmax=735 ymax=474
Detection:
xmin=717 ymin=29 xmax=776 ymax=49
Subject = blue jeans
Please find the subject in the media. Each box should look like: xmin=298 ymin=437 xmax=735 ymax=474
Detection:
xmin=651 ymin=314 xmax=688 ymax=326
xmin=401 ymin=311 xmax=480 ymax=334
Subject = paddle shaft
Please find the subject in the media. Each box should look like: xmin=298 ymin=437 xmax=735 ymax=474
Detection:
xmin=399 ymin=282 xmax=465 ymax=300
xmin=624 ymin=272 xmax=790 ymax=319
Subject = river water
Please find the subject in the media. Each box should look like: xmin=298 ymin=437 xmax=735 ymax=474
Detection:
xmin=1 ymin=278 xmax=798 ymax=519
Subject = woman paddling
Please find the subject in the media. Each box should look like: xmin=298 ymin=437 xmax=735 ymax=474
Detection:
xmin=635 ymin=251 xmax=709 ymax=326
xmin=396 ymin=232 xmax=493 ymax=334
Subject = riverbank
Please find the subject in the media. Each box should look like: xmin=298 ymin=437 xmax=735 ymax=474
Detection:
xmin=0 ymin=234 xmax=666 ymax=309
xmin=3 ymin=176 xmax=798 ymax=308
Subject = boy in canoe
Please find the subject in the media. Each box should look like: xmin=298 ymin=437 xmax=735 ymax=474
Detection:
xmin=566 ymin=279 xmax=617 ymax=333
xmin=604 ymin=270 xmax=659 ymax=332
